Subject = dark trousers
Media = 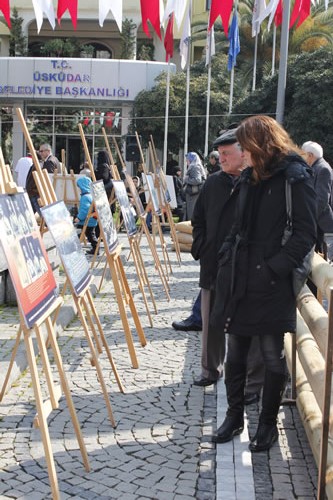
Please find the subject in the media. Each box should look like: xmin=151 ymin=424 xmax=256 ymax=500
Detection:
xmin=78 ymin=225 xmax=98 ymax=250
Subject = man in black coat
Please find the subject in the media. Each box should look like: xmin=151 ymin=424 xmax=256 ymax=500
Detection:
xmin=302 ymin=141 xmax=333 ymax=251
xmin=191 ymin=129 xmax=264 ymax=399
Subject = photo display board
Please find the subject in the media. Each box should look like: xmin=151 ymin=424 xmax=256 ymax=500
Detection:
xmin=144 ymin=174 xmax=161 ymax=215
xmin=92 ymin=180 xmax=118 ymax=253
xmin=124 ymin=172 xmax=145 ymax=217
xmin=41 ymin=201 xmax=91 ymax=296
xmin=112 ymin=180 xmax=138 ymax=237
xmin=0 ymin=193 xmax=58 ymax=328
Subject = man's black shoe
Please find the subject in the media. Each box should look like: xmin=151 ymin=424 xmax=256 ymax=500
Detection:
xmin=172 ymin=318 xmax=202 ymax=332
xmin=244 ymin=392 xmax=260 ymax=405
xmin=212 ymin=415 xmax=244 ymax=443
xmin=193 ymin=376 xmax=217 ymax=387
xmin=249 ymin=423 xmax=278 ymax=452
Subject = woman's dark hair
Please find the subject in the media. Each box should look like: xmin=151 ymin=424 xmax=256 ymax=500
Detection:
xmin=97 ymin=150 xmax=110 ymax=165
xmin=236 ymin=115 xmax=301 ymax=181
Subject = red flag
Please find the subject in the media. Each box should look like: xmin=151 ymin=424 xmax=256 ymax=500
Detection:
xmin=164 ymin=13 xmax=174 ymax=61
xmin=209 ymin=0 xmax=233 ymax=38
xmin=105 ymin=111 xmax=115 ymax=128
xmin=274 ymin=0 xmax=283 ymax=27
xmin=57 ymin=0 xmax=78 ymax=29
xmin=140 ymin=0 xmax=161 ymax=40
xmin=290 ymin=0 xmax=311 ymax=28
xmin=0 ymin=0 xmax=11 ymax=27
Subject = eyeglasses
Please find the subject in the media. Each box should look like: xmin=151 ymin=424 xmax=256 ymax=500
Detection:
xmin=39 ymin=149 xmax=48 ymax=153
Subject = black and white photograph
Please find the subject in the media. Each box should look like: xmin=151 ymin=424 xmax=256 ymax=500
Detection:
xmin=112 ymin=180 xmax=138 ymax=237
xmin=92 ymin=180 xmax=118 ymax=253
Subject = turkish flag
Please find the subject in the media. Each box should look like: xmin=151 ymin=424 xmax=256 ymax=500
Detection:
xmin=57 ymin=0 xmax=78 ymax=29
xmin=105 ymin=112 xmax=115 ymax=128
xmin=0 ymin=0 xmax=11 ymax=27
xmin=140 ymin=0 xmax=161 ymax=40
xmin=290 ymin=0 xmax=311 ymax=28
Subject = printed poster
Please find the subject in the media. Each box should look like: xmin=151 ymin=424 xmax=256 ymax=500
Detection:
xmin=92 ymin=180 xmax=118 ymax=253
xmin=144 ymin=174 xmax=161 ymax=216
xmin=112 ymin=180 xmax=138 ymax=237
xmin=41 ymin=201 xmax=91 ymax=296
xmin=124 ymin=171 xmax=145 ymax=217
xmin=0 ymin=193 xmax=58 ymax=329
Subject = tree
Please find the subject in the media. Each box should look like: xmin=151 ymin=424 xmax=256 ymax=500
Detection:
xmin=132 ymin=55 xmax=231 ymax=154
xmin=9 ymin=8 xmax=27 ymax=56
xmin=232 ymin=48 xmax=333 ymax=163
xmin=121 ymin=18 xmax=137 ymax=59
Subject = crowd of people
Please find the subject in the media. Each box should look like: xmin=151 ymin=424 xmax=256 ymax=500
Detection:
xmin=13 ymin=117 xmax=333 ymax=454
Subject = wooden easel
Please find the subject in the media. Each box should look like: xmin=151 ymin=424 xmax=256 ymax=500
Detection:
xmin=79 ymin=127 xmax=147 ymax=368
xmin=0 ymin=168 xmax=89 ymax=499
xmin=149 ymin=137 xmax=182 ymax=264
xmin=110 ymin=133 xmax=170 ymax=300
xmin=134 ymin=133 xmax=173 ymax=279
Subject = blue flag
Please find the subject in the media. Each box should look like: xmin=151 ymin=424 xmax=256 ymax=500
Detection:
xmin=228 ymin=12 xmax=240 ymax=71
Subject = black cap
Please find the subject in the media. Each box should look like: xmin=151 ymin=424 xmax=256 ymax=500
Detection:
xmin=213 ymin=128 xmax=237 ymax=148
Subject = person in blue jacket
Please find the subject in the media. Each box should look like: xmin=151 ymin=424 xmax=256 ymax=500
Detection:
xmin=75 ymin=176 xmax=99 ymax=255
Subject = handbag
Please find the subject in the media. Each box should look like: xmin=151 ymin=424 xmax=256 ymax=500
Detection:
xmin=282 ymin=180 xmax=314 ymax=297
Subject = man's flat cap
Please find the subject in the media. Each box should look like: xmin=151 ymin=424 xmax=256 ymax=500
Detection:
xmin=213 ymin=128 xmax=237 ymax=147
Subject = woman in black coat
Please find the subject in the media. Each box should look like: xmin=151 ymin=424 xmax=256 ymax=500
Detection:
xmin=211 ymin=115 xmax=317 ymax=452
xmin=95 ymin=150 xmax=113 ymax=200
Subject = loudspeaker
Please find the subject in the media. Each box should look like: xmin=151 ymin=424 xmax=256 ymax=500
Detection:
xmin=125 ymin=135 xmax=141 ymax=162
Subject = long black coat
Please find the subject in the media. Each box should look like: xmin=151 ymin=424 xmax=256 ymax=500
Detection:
xmin=191 ymin=171 xmax=238 ymax=290
xmin=211 ymin=155 xmax=317 ymax=337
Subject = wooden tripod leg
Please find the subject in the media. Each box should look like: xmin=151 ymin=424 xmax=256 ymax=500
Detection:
xmin=130 ymin=239 xmax=154 ymax=327
xmin=85 ymin=289 xmax=125 ymax=393
xmin=35 ymin=324 xmax=60 ymax=414
xmin=45 ymin=317 xmax=90 ymax=471
xmin=142 ymin=218 xmax=170 ymax=297
xmin=74 ymin=297 xmax=116 ymax=426
xmin=166 ymin=205 xmax=182 ymax=264
xmin=109 ymin=255 xmax=140 ymax=367
xmin=0 ymin=326 xmax=22 ymax=401
xmin=23 ymin=327 xmax=60 ymax=500
xmin=98 ymin=259 xmax=110 ymax=292
xmin=155 ymin=214 xmax=173 ymax=276
xmin=80 ymin=297 xmax=103 ymax=355
xmin=134 ymin=239 xmax=158 ymax=314
xmin=117 ymin=257 xmax=147 ymax=347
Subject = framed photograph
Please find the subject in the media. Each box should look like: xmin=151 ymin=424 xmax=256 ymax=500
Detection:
xmin=0 ymin=193 xmax=58 ymax=329
xmin=144 ymin=174 xmax=161 ymax=216
xmin=112 ymin=180 xmax=138 ymax=237
xmin=92 ymin=181 xmax=118 ymax=253
xmin=41 ymin=201 xmax=91 ymax=296
xmin=124 ymin=171 xmax=145 ymax=217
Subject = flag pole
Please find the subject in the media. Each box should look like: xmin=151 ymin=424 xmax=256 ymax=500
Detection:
xmin=184 ymin=43 xmax=191 ymax=159
xmin=228 ymin=67 xmax=235 ymax=114
xmin=271 ymin=24 xmax=277 ymax=76
xmin=276 ymin=0 xmax=291 ymax=124
xmin=163 ymin=59 xmax=171 ymax=173
xmin=252 ymin=34 xmax=258 ymax=91
xmin=204 ymin=28 xmax=212 ymax=158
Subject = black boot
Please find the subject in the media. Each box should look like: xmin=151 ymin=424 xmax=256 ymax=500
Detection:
xmin=249 ymin=370 xmax=288 ymax=452
xmin=212 ymin=362 xmax=247 ymax=443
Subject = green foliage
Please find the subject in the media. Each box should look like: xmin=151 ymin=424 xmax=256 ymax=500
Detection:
xmin=9 ymin=8 xmax=27 ymax=56
xmin=132 ymin=54 xmax=231 ymax=154
xmin=233 ymin=47 xmax=333 ymax=162
xmin=41 ymin=38 xmax=79 ymax=57
xmin=121 ymin=18 xmax=137 ymax=59
xmin=137 ymin=40 xmax=154 ymax=61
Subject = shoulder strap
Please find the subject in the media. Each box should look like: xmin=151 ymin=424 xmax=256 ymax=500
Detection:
xmin=285 ymin=179 xmax=293 ymax=229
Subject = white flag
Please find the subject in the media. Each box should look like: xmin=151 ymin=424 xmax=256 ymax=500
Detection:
xmin=179 ymin=0 xmax=191 ymax=69
xmin=32 ymin=0 xmax=55 ymax=33
xmin=252 ymin=0 xmax=267 ymax=37
xmin=205 ymin=25 xmax=215 ymax=66
xmin=258 ymin=0 xmax=279 ymax=30
xmin=164 ymin=0 xmax=189 ymax=29
xmin=99 ymin=0 xmax=123 ymax=32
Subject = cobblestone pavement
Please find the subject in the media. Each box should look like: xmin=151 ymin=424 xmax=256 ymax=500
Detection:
xmin=0 ymin=233 xmax=318 ymax=499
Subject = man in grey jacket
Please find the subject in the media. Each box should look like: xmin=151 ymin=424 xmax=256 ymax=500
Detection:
xmin=302 ymin=141 xmax=333 ymax=251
